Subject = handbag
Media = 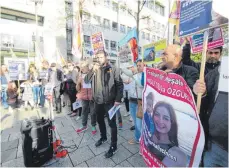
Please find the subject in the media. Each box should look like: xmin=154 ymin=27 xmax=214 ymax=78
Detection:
xmin=135 ymin=86 xmax=143 ymax=119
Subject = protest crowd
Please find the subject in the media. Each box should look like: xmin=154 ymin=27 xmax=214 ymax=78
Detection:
xmin=0 ymin=0 xmax=228 ymax=167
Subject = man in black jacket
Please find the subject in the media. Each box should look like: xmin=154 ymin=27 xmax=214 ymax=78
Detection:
xmin=182 ymin=41 xmax=223 ymax=76
xmin=193 ymin=67 xmax=228 ymax=167
xmin=160 ymin=44 xmax=199 ymax=90
xmin=84 ymin=51 xmax=123 ymax=158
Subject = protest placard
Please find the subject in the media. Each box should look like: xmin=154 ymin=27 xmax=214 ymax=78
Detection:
xmin=218 ymin=56 xmax=228 ymax=92
xmin=8 ymin=60 xmax=27 ymax=80
xmin=119 ymin=28 xmax=138 ymax=62
xmin=118 ymin=43 xmax=133 ymax=67
xmin=91 ymin=32 xmax=105 ymax=55
xmin=179 ymin=0 xmax=228 ymax=37
xmin=190 ymin=27 xmax=224 ymax=54
xmin=44 ymin=83 xmax=54 ymax=96
xmin=140 ymin=67 xmax=205 ymax=167
xmin=142 ymin=39 xmax=166 ymax=65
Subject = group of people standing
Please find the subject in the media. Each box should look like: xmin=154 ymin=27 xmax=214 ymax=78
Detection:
xmin=0 ymin=38 xmax=227 ymax=165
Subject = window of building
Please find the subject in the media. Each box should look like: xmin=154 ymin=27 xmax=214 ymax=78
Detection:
xmin=104 ymin=0 xmax=110 ymax=7
xmin=142 ymin=32 xmax=145 ymax=39
xmin=1 ymin=8 xmax=44 ymax=26
xmin=120 ymin=24 xmax=126 ymax=33
xmin=155 ymin=3 xmax=165 ymax=16
xmin=162 ymin=24 xmax=165 ymax=29
xmin=157 ymin=36 xmax=160 ymax=41
xmin=146 ymin=33 xmax=150 ymax=40
xmin=120 ymin=5 xmax=126 ymax=14
xmin=112 ymin=22 xmax=118 ymax=31
xmin=82 ymin=11 xmax=91 ymax=22
xmin=127 ymin=26 xmax=132 ymax=32
xmin=110 ymin=41 xmax=117 ymax=50
xmin=93 ymin=15 xmax=101 ymax=24
xmin=148 ymin=1 xmax=154 ymax=9
xmin=112 ymin=2 xmax=118 ymax=12
xmin=152 ymin=35 xmax=155 ymax=41
xmin=153 ymin=21 xmax=156 ymax=27
xmin=128 ymin=9 xmax=132 ymax=16
xmin=84 ymin=35 xmax=91 ymax=45
xmin=105 ymin=39 xmax=109 ymax=50
xmin=66 ymin=29 xmax=72 ymax=51
xmin=65 ymin=1 xmax=73 ymax=16
xmin=103 ymin=19 xmax=110 ymax=29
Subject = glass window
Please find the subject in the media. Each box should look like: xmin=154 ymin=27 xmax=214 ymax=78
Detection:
xmin=157 ymin=36 xmax=160 ymax=41
xmin=120 ymin=24 xmax=126 ymax=33
xmin=110 ymin=41 xmax=117 ymax=51
xmin=155 ymin=3 xmax=165 ymax=16
xmin=162 ymin=24 xmax=165 ymax=29
xmin=93 ymin=15 xmax=101 ymax=24
xmin=112 ymin=2 xmax=118 ymax=12
xmin=66 ymin=29 xmax=72 ymax=51
xmin=105 ymin=39 xmax=109 ymax=50
xmin=104 ymin=0 xmax=110 ymax=7
xmin=120 ymin=5 xmax=126 ymax=14
xmin=146 ymin=33 xmax=150 ymax=40
xmin=128 ymin=9 xmax=132 ymax=16
xmin=84 ymin=35 xmax=91 ymax=45
xmin=103 ymin=19 xmax=110 ymax=29
xmin=127 ymin=26 xmax=132 ymax=32
xmin=142 ymin=32 xmax=145 ymax=39
xmin=112 ymin=22 xmax=118 ymax=31
xmin=82 ymin=11 xmax=91 ymax=21
xmin=152 ymin=35 xmax=155 ymax=41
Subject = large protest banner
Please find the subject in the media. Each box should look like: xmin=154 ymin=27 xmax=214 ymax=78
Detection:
xmin=190 ymin=27 xmax=224 ymax=54
xmin=142 ymin=39 xmax=166 ymax=65
xmin=179 ymin=0 xmax=228 ymax=37
xmin=140 ymin=68 xmax=205 ymax=167
xmin=91 ymin=32 xmax=105 ymax=55
xmin=7 ymin=60 xmax=27 ymax=80
xmin=118 ymin=28 xmax=138 ymax=62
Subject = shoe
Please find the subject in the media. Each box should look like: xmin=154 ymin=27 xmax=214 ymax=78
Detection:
xmin=75 ymin=116 xmax=81 ymax=120
xmin=67 ymin=112 xmax=73 ymax=115
xmin=95 ymin=138 xmax=107 ymax=147
xmin=124 ymin=112 xmax=130 ymax=117
xmin=119 ymin=123 xmax=123 ymax=130
xmin=104 ymin=146 xmax=117 ymax=158
xmin=128 ymin=138 xmax=138 ymax=145
xmin=129 ymin=117 xmax=133 ymax=122
xmin=76 ymin=126 xmax=88 ymax=133
xmin=91 ymin=126 xmax=97 ymax=135
xmin=130 ymin=126 xmax=135 ymax=131
xmin=62 ymin=102 xmax=66 ymax=107
xmin=70 ymin=113 xmax=77 ymax=117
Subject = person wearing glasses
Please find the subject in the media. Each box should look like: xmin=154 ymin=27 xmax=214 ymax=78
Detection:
xmin=182 ymin=39 xmax=223 ymax=76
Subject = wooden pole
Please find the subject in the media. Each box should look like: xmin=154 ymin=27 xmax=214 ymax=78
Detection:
xmin=197 ymin=30 xmax=209 ymax=114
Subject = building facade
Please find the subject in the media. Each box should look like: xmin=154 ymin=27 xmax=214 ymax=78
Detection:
xmin=1 ymin=0 xmax=172 ymax=66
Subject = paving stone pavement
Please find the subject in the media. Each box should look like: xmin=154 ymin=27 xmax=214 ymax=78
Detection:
xmin=0 ymin=103 xmax=147 ymax=167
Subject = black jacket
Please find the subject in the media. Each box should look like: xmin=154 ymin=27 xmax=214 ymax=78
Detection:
xmin=200 ymin=67 xmax=228 ymax=151
xmin=182 ymin=44 xmax=221 ymax=76
xmin=84 ymin=64 xmax=123 ymax=104
xmin=161 ymin=63 xmax=199 ymax=90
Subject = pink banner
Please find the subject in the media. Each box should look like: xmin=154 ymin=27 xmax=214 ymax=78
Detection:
xmin=141 ymin=68 xmax=205 ymax=167
xmin=190 ymin=28 xmax=224 ymax=54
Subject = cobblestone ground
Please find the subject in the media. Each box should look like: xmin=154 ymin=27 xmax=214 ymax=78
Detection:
xmin=0 ymin=102 xmax=146 ymax=167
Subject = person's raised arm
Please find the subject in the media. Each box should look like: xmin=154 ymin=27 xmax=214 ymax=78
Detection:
xmin=114 ymin=67 xmax=124 ymax=104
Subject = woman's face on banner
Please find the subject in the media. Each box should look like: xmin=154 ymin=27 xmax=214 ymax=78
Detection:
xmin=153 ymin=106 xmax=172 ymax=134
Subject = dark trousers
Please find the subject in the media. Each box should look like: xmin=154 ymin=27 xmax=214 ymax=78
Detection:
xmin=95 ymin=102 xmax=117 ymax=147
xmin=53 ymin=86 xmax=61 ymax=112
xmin=68 ymin=90 xmax=77 ymax=112
xmin=124 ymin=91 xmax=129 ymax=112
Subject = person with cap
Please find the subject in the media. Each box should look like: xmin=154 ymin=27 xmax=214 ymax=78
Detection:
xmin=48 ymin=63 xmax=63 ymax=113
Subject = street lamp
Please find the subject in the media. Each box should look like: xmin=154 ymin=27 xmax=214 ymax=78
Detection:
xmin=31 ymin=0 xmax=43 ymax=62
